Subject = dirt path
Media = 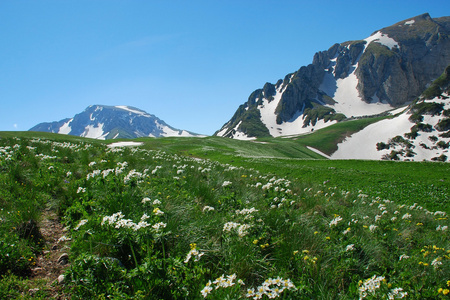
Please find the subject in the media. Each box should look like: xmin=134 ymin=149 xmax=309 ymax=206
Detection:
xmin=28 ymin=209 xmax=71 ymax=299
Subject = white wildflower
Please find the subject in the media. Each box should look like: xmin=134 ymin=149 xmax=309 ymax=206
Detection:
xmin=152 ymin=222 xmax=167 ymax=231
xmin=203 ymin=206 xmax=215 ymax=212
xmin=141 ymin=197 xmax=151 ymax=204
xmin=153 ymin=207 xmax=164 ymax=216
xmin=200 ymin=281 xmax=213 ymax=298
xmin=329 ymin=216 xmax=343 ymax=227
xmin=388 ymin=287 xmax=408 ymax=299
xmin=222 ymin=181 xmax=232 ymax=187
xmin=358 ymin=275 xmax=384 ymax=299
xmin=431 ymin=257 xmax=442 ymax=269
xmin=401 ymin=213 xmax=412 ymax=220
xmin=74 ymin=219 xmax=88 ymax=230
xmin=399 ymin=254 xmax=410 ymax=261
xmin=76 ymin=187 xmax=86 ymax=194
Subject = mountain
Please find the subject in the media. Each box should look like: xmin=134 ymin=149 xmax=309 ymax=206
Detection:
xmin=215 ymin=13 xmax=450 ymax=139
xmin=29 ymin=105 xmax=201 ymax=139
xmin=331 ymin=65 xmax=450 ymax=161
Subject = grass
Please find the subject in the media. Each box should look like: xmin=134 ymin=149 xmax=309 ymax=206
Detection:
xmin=0 ymin=131 xmax=449 ymax=299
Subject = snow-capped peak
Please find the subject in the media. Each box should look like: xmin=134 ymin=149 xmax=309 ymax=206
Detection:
xmin=30 ymin=105 xmax=203 ymax=139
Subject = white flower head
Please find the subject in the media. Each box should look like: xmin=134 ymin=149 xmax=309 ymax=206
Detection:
xmin=329 ymin=216 xmax=343 ymax=227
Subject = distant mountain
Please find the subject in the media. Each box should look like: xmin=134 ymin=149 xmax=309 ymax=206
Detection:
xmin=332 ymin=65 xmax=450 ymax=161
xmin=215 ymin=13 xmax=450 ymax=139
xmin=29 ymin=105 xmax=201 ymax=139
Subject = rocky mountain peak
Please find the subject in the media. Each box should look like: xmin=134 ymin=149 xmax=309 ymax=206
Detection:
xmin=30 ymin=105 xmax=201 ymax=139
xmin=216 ymin=13 xmax=450 ymax=139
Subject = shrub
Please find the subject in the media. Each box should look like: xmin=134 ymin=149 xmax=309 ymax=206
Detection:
xmin=436 ymin=141 xmax=449 ymax=149
xmin=408 ymin=113 xmax=424 ymax=124
xmin=411 ymin=123 xmax=433 ymax=133
xmin=431 ymin=154 xmax=447 ymax=162
xmin=404 ymin=130 xmax=418 ymax=139
xmin=439 ymin=131 xmax=450 ymax=138
xmin=428 ymin=135 xmax=438 ymax=143
xmin=376 ymin=142 xmax=389 ymax=151
xmin=410 ymin=102 xmax=444 ymax=116
xmin=435 ymin=118 xmax=450 ymax=131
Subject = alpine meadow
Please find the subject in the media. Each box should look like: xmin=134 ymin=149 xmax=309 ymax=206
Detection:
xmin=0 ymin=131 xmax=448 ymax=299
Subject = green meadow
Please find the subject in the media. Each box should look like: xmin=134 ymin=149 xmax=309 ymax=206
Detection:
xmin=0 ymin=130 xmax=448 ymax=299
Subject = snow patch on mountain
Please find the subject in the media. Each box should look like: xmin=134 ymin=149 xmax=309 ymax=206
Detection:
xmin=323 ymin=69 xmax=392 ymax=117
xmin=58 ymin=119 xmax=73 ymax=134
xmin=321 ymin=32 xmax=397 ymax=118
xmin=331 ymin=112 xmax=412 ymax=160
xmin=365 ymin=31 xmax=399 ymax=50
xmin=108 ymin=141 xmax=143 ymax=148
xmin=115 ymin=105 xmax=150 ymax=117
xmin=331 ymin=94 xmax=450 ymax=161
xmin=81 ymin=123 xmax=108 ymax=140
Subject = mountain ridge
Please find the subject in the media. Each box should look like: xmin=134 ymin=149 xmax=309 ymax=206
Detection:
xmin=215 ymin=13 xmax=450 ymax=139
xmin=29 ymin=105 xmax=202 ymax=139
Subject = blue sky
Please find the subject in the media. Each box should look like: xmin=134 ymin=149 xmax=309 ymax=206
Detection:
xmin=1 ymin=1 xmax=449 ymax=135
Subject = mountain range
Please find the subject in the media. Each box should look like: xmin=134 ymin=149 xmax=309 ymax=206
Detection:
xmin=215 ymin=13 xmax=450 ymax=139
xmin=29 ymin=105 xmax=201 ymax=139
xmin=29 ymin=13 xmax=450 ymax=161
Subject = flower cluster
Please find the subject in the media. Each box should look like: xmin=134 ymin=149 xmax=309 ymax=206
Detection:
xmin=223 ymin=221 xmax=251 ymax=238
xmin=184 ymin=243 xmax=204 ymax=263
xmin=246 ymin=277 xmax=296 ymax=299
xmin=101 ymin=212 xmax=154 ymax=231
xmin=200 ymin=273 xmax=243 ymax=298
xmin=222 ymin=181 xmax=232 ymax=187
xmin=358 ymin=275 xmax=385 ymax=298
xmin=203 ymin=206 xmax=215 ymax=212
xmin=358 ymin=275 xmax=406 ymax=299
xmin=329 ymin=215 xmax=343 ymax=227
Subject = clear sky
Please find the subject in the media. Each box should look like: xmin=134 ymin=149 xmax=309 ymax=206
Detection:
xmin=1 ymin=0 xmax=449 ymax=135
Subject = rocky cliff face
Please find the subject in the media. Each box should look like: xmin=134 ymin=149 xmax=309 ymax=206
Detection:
xmin=356 ymin=13 xmax=450 ymax=106
xmin=216 ymin=13 xmax=450 ymax=139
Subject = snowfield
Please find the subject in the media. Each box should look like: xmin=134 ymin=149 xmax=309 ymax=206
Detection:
xmin=331 ymin=95 xmax=450 ymax=161
xmin=107 ymin=141 xmax=143 ymax=148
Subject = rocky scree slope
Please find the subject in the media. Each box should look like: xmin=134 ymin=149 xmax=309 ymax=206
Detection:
xmin=215 ymin=13 xmax=450 ymax=139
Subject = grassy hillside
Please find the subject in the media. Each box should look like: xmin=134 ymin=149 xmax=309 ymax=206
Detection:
xmin=0 ymin=132 xmax=449 ymax=299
